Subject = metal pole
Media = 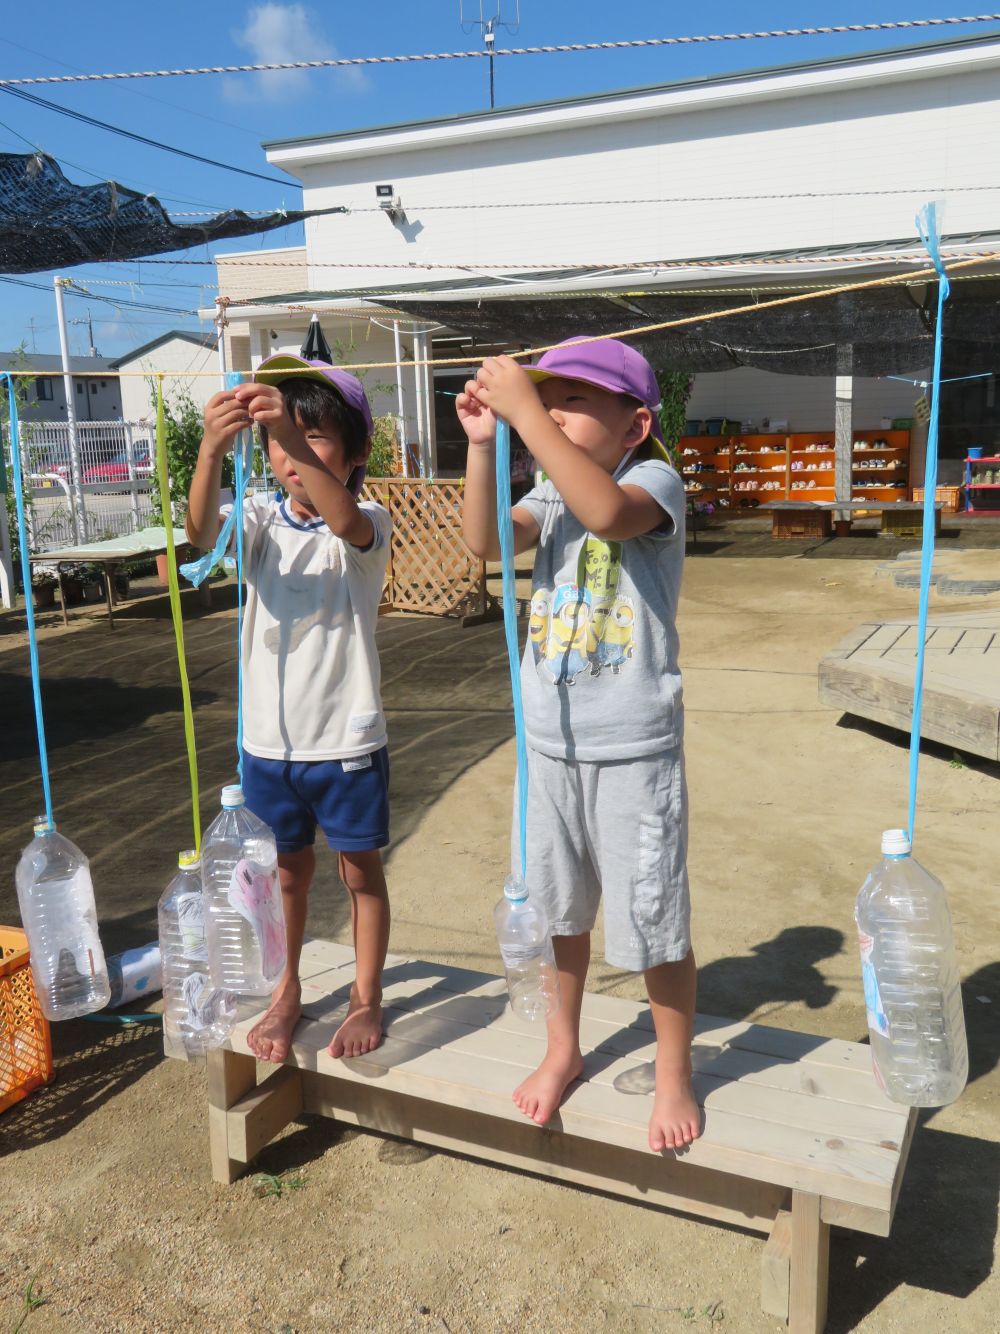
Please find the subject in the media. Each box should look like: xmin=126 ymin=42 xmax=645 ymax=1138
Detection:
xmin=216 ymin=297 xmax=229 ymax=388
xmin=392 ymin=320 xmax=410 ymax=477
xmin=413 ymin=331 xmax=427 ymax=479
xmin=0 ymin=482 xmax=13 ymax=608
xmin=53 ymin=276 xmax=84 ymax=542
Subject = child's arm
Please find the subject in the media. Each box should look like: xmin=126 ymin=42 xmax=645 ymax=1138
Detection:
xmin=457 ymin=380 xmax=540 ymax=561
xmin=186 ymin=390 xmax=251 ymax=547
xmin=474 ymin=356 xmax=667 ymax=541
xmin=235 ymin=383 xmax=373 ymax=547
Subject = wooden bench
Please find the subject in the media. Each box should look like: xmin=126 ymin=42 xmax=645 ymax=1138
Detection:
xmin=764 ymin=501 xmax=942 ymax=541
xmin=170 ymin=941 xmax=916 ymax=1333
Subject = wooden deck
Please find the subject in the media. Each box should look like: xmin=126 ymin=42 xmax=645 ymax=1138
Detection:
xmin=819 ymin=609 xmax=1000 ymax=760
xmin=177 ymin=940 xmax=917 ymax=1332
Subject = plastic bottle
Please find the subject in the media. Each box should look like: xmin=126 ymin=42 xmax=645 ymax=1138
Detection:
xmin=158 ymin=851 xmax=237 ymax=1057
xmin=201 ymin=787 xmax=286 ymax=994
xmin=855 ymin=829 xmax=968 ymax=1107
xmin=15 ymin=817 xmax=111 ymax=1021
xmin=494 ymin=875 xmax=560 ymax=1022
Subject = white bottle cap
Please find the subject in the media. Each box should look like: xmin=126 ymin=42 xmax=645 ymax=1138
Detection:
xmin=881 ymin=828 xmax=911 ymax=856
xmin=504 ymin=874 xmax=528 ymax=903
xmin=178 ymin=849 xmax=201 ymax=869
xmin=32 ymin=815 xmax=54 ymax=835
xmin=221 ymin=785 xmax=245 ymax=809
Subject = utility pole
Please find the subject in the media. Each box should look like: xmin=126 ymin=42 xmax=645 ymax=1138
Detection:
xmin=53 ymin=275 xmax=85 ymax=542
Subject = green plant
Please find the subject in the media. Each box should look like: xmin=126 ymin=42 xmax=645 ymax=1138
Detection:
xmin=149 ymin=384 xmax=233 ymax=523
xmin=1 ymin=344 xmax=37 ymax=581
xmin=12 ymin=1276 xmax=48 ymax=1333
xmin=655 ymin=368 xmax=694 ymax=467
xmin=332 ymin=335 xmax=398 ymax=478
xmin=30 ymin=564 xmax=58 ymax=588
xmin=251 ymin=1169 xmax=306 ymax=1199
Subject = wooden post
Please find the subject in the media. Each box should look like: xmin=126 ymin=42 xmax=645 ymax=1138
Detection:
xmin=207 ymin=1047 xmax=257 ymax=1185
xmin=835 ymin=342 xmax=853 ymax=532
xmin=789 ymin=1190 xmax=830 ymax=1333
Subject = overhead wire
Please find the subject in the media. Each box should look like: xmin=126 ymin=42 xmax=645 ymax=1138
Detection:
xmin=2 ymin=16 xmax=999 ymax=85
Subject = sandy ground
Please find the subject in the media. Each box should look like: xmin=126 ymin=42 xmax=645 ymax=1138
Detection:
xmin=1 ymin=530 xmax=998 ymax=1334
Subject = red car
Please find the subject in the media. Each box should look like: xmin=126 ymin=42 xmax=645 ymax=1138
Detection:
xmin=82 ymin=446 xmax=153 ymax=483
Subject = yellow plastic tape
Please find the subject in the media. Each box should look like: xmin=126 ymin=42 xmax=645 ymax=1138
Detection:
xmin=156 ymin=375 xmax=201 ymax=853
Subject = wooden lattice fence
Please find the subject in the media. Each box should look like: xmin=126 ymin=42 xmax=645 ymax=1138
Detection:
xmin=360 ymin=478 xmax=490 ymax=619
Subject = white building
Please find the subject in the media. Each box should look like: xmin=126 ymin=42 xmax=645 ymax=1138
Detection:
xmin=210 ymin=32 xmax=1000 ymax=476
xmin=110 ymin=330 xmax=218 ymax=424
xmin=0 ymin=352 xmax=121 ymax=423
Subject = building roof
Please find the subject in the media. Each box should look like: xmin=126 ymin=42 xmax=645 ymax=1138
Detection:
xmin=0 ymin=351 xmax=116 ymax=374
xmin=263 ymin=31 xmax=1000 ymax=154
xmin=109 ymin=329 xmax=216 ymax=368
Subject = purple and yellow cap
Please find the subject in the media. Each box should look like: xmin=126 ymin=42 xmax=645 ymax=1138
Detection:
xmin=525 ymin=336 xmax=670 ymax=462
xmin=254 ymin=353 xmax=374 ymax=495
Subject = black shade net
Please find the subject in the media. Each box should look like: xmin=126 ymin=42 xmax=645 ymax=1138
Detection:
xmin=0 ymin=152 xmax=344 ymax=274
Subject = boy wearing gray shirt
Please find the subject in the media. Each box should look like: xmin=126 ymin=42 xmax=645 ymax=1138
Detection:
xmin=459 ymin=337 xmax=699 ymax=1153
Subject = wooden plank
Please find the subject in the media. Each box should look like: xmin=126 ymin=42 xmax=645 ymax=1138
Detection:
xmin=822 ymin=623 xmax=881 ymax=661
xmin=207 ymin=1048 xmax=257 ymax=1185
xmin=761 ymin=1209 xmax=793 ymax=1319
xmin=302 ymin=1074 xmax=790 ymax=1234
xmin=853 ymin=623 xmax=910 ymax=657
xmin=226 ymin=1064 xmax=304 ymax=1165
xmin=789 ymin=1191 xmax=830 ymax=1334
xmin=957 ymin=628 xmax=996 ymax=653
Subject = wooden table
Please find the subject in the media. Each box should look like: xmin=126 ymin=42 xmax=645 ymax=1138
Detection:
xmin=764 ymin=501 xmax=942 ymax=541
xmin=171 ymin=940 xmax=917 ymax=1333
xmin=28 ymin=526 xmax=189 ymax=629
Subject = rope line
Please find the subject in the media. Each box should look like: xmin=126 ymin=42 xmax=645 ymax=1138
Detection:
xmin=495 ymin=417 xmax=529 ymax=878
xmin=2 ymin=16 xmax=998 ymax=84
xmin=5 ymin=247 xmax=999 ymax=377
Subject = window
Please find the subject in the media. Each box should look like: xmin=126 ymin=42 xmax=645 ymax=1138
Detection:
xmin=100 ymin=380 xmax=107 ymax=388
xmin=90 ymin=383 xmax=98 ymax=394
xmin=76 ymin=383 xmax=83 ymax=394
xmin=36 ymin=380 xmax=53 ymax=401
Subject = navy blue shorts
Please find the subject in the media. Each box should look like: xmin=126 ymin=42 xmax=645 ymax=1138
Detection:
xmin=241 ymin=748 xmax=390 ymax=854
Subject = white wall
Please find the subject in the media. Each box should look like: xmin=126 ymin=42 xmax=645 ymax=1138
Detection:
xmin=685 ymin=367 xmax=925 ymax=432
xmin=117 ymin=338 xmax=218 ymax=423
xmin=267 ymin=50 xmax=1000 ymax=291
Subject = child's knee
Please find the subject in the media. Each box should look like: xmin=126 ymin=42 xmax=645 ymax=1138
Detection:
xmin=338 ymin=848 xmax=386 ymax=894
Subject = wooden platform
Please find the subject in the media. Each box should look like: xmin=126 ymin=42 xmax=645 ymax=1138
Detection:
xmin=171 ymin=941 xmax=916 ymax=1333
xmin=820 ymin=609 xmax=1000 ymax=760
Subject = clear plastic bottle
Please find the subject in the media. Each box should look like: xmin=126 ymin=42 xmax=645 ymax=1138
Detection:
xmin=158 ymin=850 xmax=237 ymax=1057
xmin=855 ymin=829 xmax=968 ymax=1107
xmin=494 ymin=875 xmax=560 ymax=1022
xmin=15 ymin=817 xmax=111 ymax=1021
xmin=201 ymin=786 xmax=286 ymax=994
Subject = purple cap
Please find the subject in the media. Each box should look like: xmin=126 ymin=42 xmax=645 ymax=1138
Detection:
xmin=525 ymin=336 xmax=669 ymax=460
xmin=254 ymin=353 xmax=374 ymax=495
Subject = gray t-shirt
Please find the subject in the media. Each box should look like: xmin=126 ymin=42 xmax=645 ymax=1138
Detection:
xmin=515 ymin=457 xmax=686 ymax=762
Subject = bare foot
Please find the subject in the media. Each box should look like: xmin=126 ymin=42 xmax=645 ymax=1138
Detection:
xmin=247 ymin=980 xmax=302 ymax=1063
xmin=513 ymin=1047 xmax=584 ymax=1125
xmin=330 ymin=987 xmax=384 ymax=1059
xmin=648 ymin=1067 xmax=702 ymax=1152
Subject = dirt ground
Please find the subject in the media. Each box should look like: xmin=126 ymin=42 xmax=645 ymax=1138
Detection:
xmin=1 ymin=524 xmax=998 ymax=1334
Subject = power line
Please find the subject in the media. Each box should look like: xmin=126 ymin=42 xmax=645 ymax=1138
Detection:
xmin=0 ymin=84 xmax=294 ymax=187
xmin=1 ymin=16 xmax=998 ymax=85
xmin=0 ymin=274 xmax=198 ymax=317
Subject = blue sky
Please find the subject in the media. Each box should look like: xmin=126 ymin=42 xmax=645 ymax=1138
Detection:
xmin=1 ymin=2 xmax=996 ymax=358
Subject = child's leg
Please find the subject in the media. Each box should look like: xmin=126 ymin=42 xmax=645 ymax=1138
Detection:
xmin=247 ymin=847 xmax=314 ymax=1062
xmin=329 ymin=848 xmax=390 ymax=1059
xmin=645 ymin=949 xmax=701 ymax=1152
xmin=513 ymin=930 xmax=589 ymax=1124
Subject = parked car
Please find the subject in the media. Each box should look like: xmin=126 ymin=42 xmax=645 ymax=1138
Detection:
xmin=29 ymin=445 xmax=72 ymax=482
xmin=82 ymin=445 xmax=154 ymax=483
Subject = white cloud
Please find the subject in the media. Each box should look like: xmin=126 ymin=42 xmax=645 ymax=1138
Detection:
xmin=223 ymin=3 xmax=369 ymax=104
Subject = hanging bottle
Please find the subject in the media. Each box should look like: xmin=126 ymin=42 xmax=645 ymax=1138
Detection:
xmin=201 ymin=786 xmax=286 ymax=994
xmin=158 ymin=850 xmax=237 ymax=1057
xmin=15 ymin=817 xmax=111 ymax=1021
xmin=494 ymin=875 xmax=560 ymax=1022
xmin=855 ymin=829 xmax=968 ymax=1107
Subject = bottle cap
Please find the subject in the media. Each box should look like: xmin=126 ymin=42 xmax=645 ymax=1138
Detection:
xmin=881 ymin=828 xmax=911 ymax=856
xmin=32 ymin=815 xmax=54 ymax=835
xmin=503 ymin=874 xmax=529 ymax=903
xmin=178 ymin=849 xmax=201 ymax=869
xmin=221 ymin=785 xmax=245 ymax=809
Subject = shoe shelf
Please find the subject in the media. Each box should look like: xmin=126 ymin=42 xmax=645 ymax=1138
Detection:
xmin=964 ymin=454 xmax=1000 ymax=513
xmin=679 ymin=429 xmax=911 ymax=510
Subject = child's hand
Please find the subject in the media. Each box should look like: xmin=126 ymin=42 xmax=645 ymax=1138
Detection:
xmin=233 ymin=382 xmax=293 ymax=439
xmin=201 ymin=390 xmax=252 ymax=455
xmin=456 ymin=380 xmax=496 ymax=447
xmin=474 ymin=355 xmax=541 ymax=431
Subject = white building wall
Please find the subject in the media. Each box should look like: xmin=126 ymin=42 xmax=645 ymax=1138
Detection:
xmin=266 ymin=51 xmax=1000 ymax=291
xmin=685 ymin=367 xmax=925 ymax=432
xmin=116 ymin=337 xmax=218 ymax=423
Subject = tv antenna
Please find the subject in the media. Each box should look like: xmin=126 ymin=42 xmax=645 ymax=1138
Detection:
xmin=460 ymin=2 xmax=520 ymax=109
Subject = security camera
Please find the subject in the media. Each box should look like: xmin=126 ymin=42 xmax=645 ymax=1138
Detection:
xmin=375 ymin=183 xmax=406 ymax=225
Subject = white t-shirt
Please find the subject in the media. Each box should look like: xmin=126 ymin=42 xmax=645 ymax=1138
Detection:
xmin=225 ymin=495 xmax=391 ymax=761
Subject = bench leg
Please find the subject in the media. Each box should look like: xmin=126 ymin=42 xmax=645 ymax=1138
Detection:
xmin=761 ymin=1208 xmax=792 ymax=1319
xmin=789 ymin=1191 xmax=830 ymax=1333
xmin=207 ymin=1047 xmax=257 ymax=1185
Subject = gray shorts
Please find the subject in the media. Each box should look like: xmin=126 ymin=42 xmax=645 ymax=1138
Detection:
xmin=512 ymin=747 xmax=691 ymax=972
